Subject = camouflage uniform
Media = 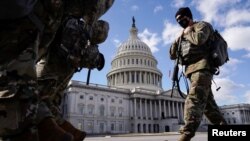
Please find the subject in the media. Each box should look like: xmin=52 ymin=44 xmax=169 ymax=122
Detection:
xmin=36 ymin=18 xmax=109 ymax=124
xmin=0 ymin=0 xmax=65 ymax=140
xmin=170 ymin=21 xmax=227 ymax=139
xmin=0 ymin=0 xmax=113 ymax=140
xmin=35 ymin=2 xmax=113 ymax=141
xmin=0 ymin=9 xmax=41 ymax=140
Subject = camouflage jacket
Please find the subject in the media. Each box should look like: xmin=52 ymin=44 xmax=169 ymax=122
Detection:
xmin=170 ymin=21 xmax=213 ymax=76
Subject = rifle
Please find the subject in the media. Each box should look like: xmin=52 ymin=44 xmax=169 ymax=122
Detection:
xmin=170 ymin=37 xmax=187 ymax=99
xmin=86 ymin=68 xmax=91 ymax=85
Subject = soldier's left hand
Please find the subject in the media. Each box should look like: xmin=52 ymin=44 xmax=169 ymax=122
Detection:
xmin=183 ymin=26 xmax=193 ymax=34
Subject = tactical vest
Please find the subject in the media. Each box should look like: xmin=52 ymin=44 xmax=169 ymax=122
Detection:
xmin=179 ymin=38 xmax=209 ymax=65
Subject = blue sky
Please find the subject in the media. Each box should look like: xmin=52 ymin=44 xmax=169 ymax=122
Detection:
xmin=72 ymin=0 xmax=250 ymax=106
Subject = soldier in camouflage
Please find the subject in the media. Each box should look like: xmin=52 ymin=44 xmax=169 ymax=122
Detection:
xmin=169 ymin=7 xmax=227 ymax=141
xmin=36 ymin=1 xmax=114 ymax=141
xmin=0 ymin=0 xmax=113 ymax=141
xmin=0 ymin=0 xmax=75 ymax=140
xmin=0 ymin=1 xmax=44 ymax=140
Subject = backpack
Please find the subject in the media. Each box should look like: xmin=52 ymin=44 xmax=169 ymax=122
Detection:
xmin=0 ymin=0 xmax=38 ymax=19
xmin=210 ymin=30 xmax=229 ymax=68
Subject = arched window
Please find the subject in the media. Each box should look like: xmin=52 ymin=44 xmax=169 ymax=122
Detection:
xmin=78 ymin=104 xmax=85 ymax=115
xmin=100 ymin=105 xmax=105 ymax=116
xmin=110 ymin=106 xmax=116 ymax=117
xmin=118 ymin=107 xmax=123 ymax=117
xmin=87 ymin=104 xmax=94 ymax=115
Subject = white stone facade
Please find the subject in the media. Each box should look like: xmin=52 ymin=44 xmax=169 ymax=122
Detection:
xmin=201 ymin=104 xmax=250 ymax=125
xmin=63 ymin=81 xmax=185 ymax=134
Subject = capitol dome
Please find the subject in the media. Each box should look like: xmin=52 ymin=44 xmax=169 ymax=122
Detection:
xmin=107 ymin=17 xmax=163 ymax=91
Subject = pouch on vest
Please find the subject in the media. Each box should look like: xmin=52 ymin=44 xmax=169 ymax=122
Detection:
xmin=180 ymin=38 xmax=207 ymax=65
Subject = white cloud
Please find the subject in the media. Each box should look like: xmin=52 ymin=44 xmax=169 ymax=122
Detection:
xmin=162 ymin=21 xmax=182 ymax=45
xmin=243 ymin=53 xmax=250 ymax=58
xmin=219 ymin=57 xmax=242 ymax=77
xmin=113 ymin=39 xmax=121 ymax=48
xmin=212 ymin=77 xmax=244 ymax=106
xmin=243 ymin=90 xmax=250 ymax=103
xmin=172 ymin=0 xmax=185 ymax=8
xmin=154 ymin=5 xmax=163 ymax=13
xmin=224 ymin=9 xmax=250 ymax=27
xmin=138 ymin=28 xmax=161 ymax=53
xmin=222 ymin=26 xmax=250 ymax=51
xmin=191 ymin=0 xmax=250 ymax=50
xmin=131 ymin=5 xmax=139 ymax=11
xmin=192 ymin=0 xmax=239 ymax=24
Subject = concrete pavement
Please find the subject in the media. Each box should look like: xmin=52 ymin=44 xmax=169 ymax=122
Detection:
xmin=0 ymin=132 xmax=208 ymax=141
xmin=84 ymin=132 xmax=208 ymax=141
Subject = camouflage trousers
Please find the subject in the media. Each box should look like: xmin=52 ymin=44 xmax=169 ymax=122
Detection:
xmin=180 ymin=70 xmax=227 ymax=138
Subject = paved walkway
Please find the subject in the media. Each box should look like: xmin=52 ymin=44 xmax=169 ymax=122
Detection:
xmin=85 ymin=132 xmax=208 ymax=141
xmin=0 ymin=132 xmax=208 ymax=141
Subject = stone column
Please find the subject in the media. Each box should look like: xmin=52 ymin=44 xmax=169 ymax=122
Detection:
xmin=164 ymin=100 xmax=166 ymax=118
xmin=140 ymin=98 xmax=142 ymax=119
xmin=159 ymin=100 xmax=162 ymax=119
xmin=134 ymin=98 xmax=137 ymax=119
xmin=154 ymin=100 xmax=157 ymax=119
xmin=180 ymin=102 xmax=184 ymax=122
xmin=129 ymin=99 xmax=133 ymax=119
xmin=124 ymin=72 xmax=126 ymax=84
xmin=145 ymin=99 xmax=148 ymax=120
xmin=149 ymin=73 xmax=152 ymax=84
xmin=139 ymin=71 xmax=142 ymax=83
xmin=135 ymin=71 xmax=137 ymax=83
xmin=150 ymin=100 xmax=153 ymax=119
xmin=176 ymin=102 xmax=179 ymax=121
xmin=114 ymin=74 xmax=116 ymax=85
xmin=168 ymin=100 xmax=171 ymax=117
xmin=172 ymin=101 xmax=175 ymax=117
xmin=129 ymin=71 xmax=132 ymax=84
xmin=107 ymin=95 xmax=110 ymax=117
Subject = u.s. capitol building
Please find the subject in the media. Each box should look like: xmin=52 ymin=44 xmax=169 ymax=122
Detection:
xmin=62 ymin=19 xmax=185 ymax=134
xmin=62 ymin=19 xmax=250 ymax=134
